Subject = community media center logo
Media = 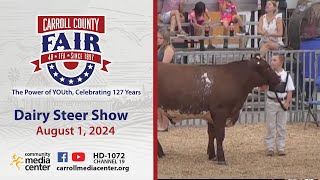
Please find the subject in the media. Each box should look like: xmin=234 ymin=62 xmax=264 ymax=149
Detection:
xmin=9 ymin=153 xmax=24 ymax=170
xmin=31 ymin=16 xmax=111 ymax=86
xmin=9 ymin=152 xmax=51 ymax=171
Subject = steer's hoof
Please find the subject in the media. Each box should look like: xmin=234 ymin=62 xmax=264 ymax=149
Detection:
xmin=209 ymin=156 xmax=217 ymax=161
xmin=208 ymin=154 xmax=217 ymax=161
xmin=217 ymin=161 xmax=227 ymax=165
xmin=158 ymin=151 xmax=165 ymax=158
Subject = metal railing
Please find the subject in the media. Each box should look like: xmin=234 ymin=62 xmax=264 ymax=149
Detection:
xmin=170 ymin=49 xmax=320 ymax=126
xmin=160 ymin=17 xmax=290 ymax=48
xmin=159 ymin=21 xmax=258 ymax=29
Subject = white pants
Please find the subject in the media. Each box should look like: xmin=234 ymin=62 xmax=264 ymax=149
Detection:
xmin=265 ymin=99 xmax=288 ymax=151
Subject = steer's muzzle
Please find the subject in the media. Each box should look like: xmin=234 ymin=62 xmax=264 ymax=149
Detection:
xmin=267 ymin=71 xmax=281 ymax=89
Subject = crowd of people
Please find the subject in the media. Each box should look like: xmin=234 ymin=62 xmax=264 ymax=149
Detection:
xmin=158 ymin=0 xmax=294 ymax=156
xmin=158 ymin=0 xmax=285 ymax=62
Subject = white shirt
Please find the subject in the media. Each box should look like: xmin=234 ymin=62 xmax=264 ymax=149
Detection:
xmin=267 ymin=69 xmax=295 ymax=98
xmin=261 ymin=13 xmax=284 ymax=46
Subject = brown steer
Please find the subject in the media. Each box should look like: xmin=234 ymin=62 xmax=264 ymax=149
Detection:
xmin=158 ymin=54 xmax=280 ymax=165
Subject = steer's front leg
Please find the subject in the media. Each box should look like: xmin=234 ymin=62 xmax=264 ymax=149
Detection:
xmin=211 ymin=110 xmax=228 ymax=165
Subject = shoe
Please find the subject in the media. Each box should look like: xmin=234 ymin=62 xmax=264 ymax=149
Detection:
xmin=266 ymin=150 xmax=274 ymax=156
xmin=278 ymin=150 xmax=286 ymax=156
xmin=169 ymin=31 xmax=176 ymax=37
xmin=207 ymin=44 xmax=216 ymax=50
xmin=177 ymin=29 xmax=187 ymax=36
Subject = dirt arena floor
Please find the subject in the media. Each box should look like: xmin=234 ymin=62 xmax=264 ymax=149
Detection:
xmin=158 ymin=123 xmax=320 ymax=179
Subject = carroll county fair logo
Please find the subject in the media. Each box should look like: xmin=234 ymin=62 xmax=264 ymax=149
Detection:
xmin=31 ymin=16 xmax=111 ymax=86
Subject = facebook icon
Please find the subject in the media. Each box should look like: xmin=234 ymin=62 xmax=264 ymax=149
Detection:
xmin=57 ymin=152 xmax=68 ymax=162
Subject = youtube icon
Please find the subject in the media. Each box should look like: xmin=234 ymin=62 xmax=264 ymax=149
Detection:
xmin=72 ymin=152 xmax=85 ymax=162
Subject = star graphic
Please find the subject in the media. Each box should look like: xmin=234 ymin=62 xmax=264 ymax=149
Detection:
xmin=60 ymin=77 xmax=65 ymax=82
xmin=78 ymin=77 xmax=82 ymax=82
xmin=84 ymin=72 xmax=89 ymax=77
xmin=69 ymin=79 xmax=74 ymax=84
xmin=88 ymin=64 xmax=93 ymax=69
xmin=54 ymin=55 xmax=57 ymax=58
xmin=53 ymin=72 xmax=58 ymax=77
xmin=49 ymin=64 xmax=54 ymax=69
xmin=67 ymin=54 xmax=70 ymax=57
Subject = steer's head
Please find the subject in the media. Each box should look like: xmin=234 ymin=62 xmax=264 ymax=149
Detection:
xmin=249 ymin=54 xmax=281 ymax=89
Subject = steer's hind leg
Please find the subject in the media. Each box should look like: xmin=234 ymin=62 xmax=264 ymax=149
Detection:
xmin=215 ymin=126 xmax=226 ymax=165
xmin=211 ymin=110 xmax=228 ymax=165
xmin=207 ymin=123 xmax=217 ymax=161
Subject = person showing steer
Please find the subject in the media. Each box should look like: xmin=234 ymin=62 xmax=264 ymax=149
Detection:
xmin=260 ymin=54 xmax=295 ymax=156
xmin=158 ymin=54 xmax=281 ymax=165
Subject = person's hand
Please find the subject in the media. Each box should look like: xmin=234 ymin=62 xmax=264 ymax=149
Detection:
xmin=283 ymin=101 xmax=290 ymax=110
xmin=258 ymin=85 xmax=269 ymax=91
xmin=264 ymin=32 xmax=270 ymax=38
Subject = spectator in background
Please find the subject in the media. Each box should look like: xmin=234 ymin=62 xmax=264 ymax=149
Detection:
xmin=158 ymin=28 xmax=174 ymax=131
xmin=218 ymin=0 xmax=246 ymax=48
xmin=258 ymin=0 xmax=284 ymax=58
xmin=261 ymin=0 xmax=287 ymax=19
xmin=158 ymin=28 xmax=174 ymax=63
xmin=188 ymin=1 xmax=215 ymax=49
xmin=159 ymin=0 xmax=187 ymax=36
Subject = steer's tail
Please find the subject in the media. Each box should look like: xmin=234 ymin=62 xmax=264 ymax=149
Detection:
xmin=161 ymin=109 xmax=176 ymax=125
xmin=158 ymin=140 xmax=165 ymax=158
xmin=167 ymin=115 xmax=176 ymax=125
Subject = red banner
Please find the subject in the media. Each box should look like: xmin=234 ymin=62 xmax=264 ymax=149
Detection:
xmin=31 ymin=51 xmax=111 ymax=72
xmin=38 ymin=16 xmax=105 ymax=33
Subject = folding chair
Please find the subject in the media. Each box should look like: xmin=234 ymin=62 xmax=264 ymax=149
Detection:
xmin=304 ymin=77 xmax=320 ymax=129
xmin=304 ymin=101 xmax=320 ymax=129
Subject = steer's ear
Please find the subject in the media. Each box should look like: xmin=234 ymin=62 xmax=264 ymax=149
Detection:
xmin=250 ymin=54 xmax=266 ymax=68
xmin=249 ymin=54 xmax=263 ymax=72
xmin=253 ymin=53 xmax=265 ymax=61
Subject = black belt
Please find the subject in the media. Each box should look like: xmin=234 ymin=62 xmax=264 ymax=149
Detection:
xmin=267 ymin=96 xmax=287 ymax=101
